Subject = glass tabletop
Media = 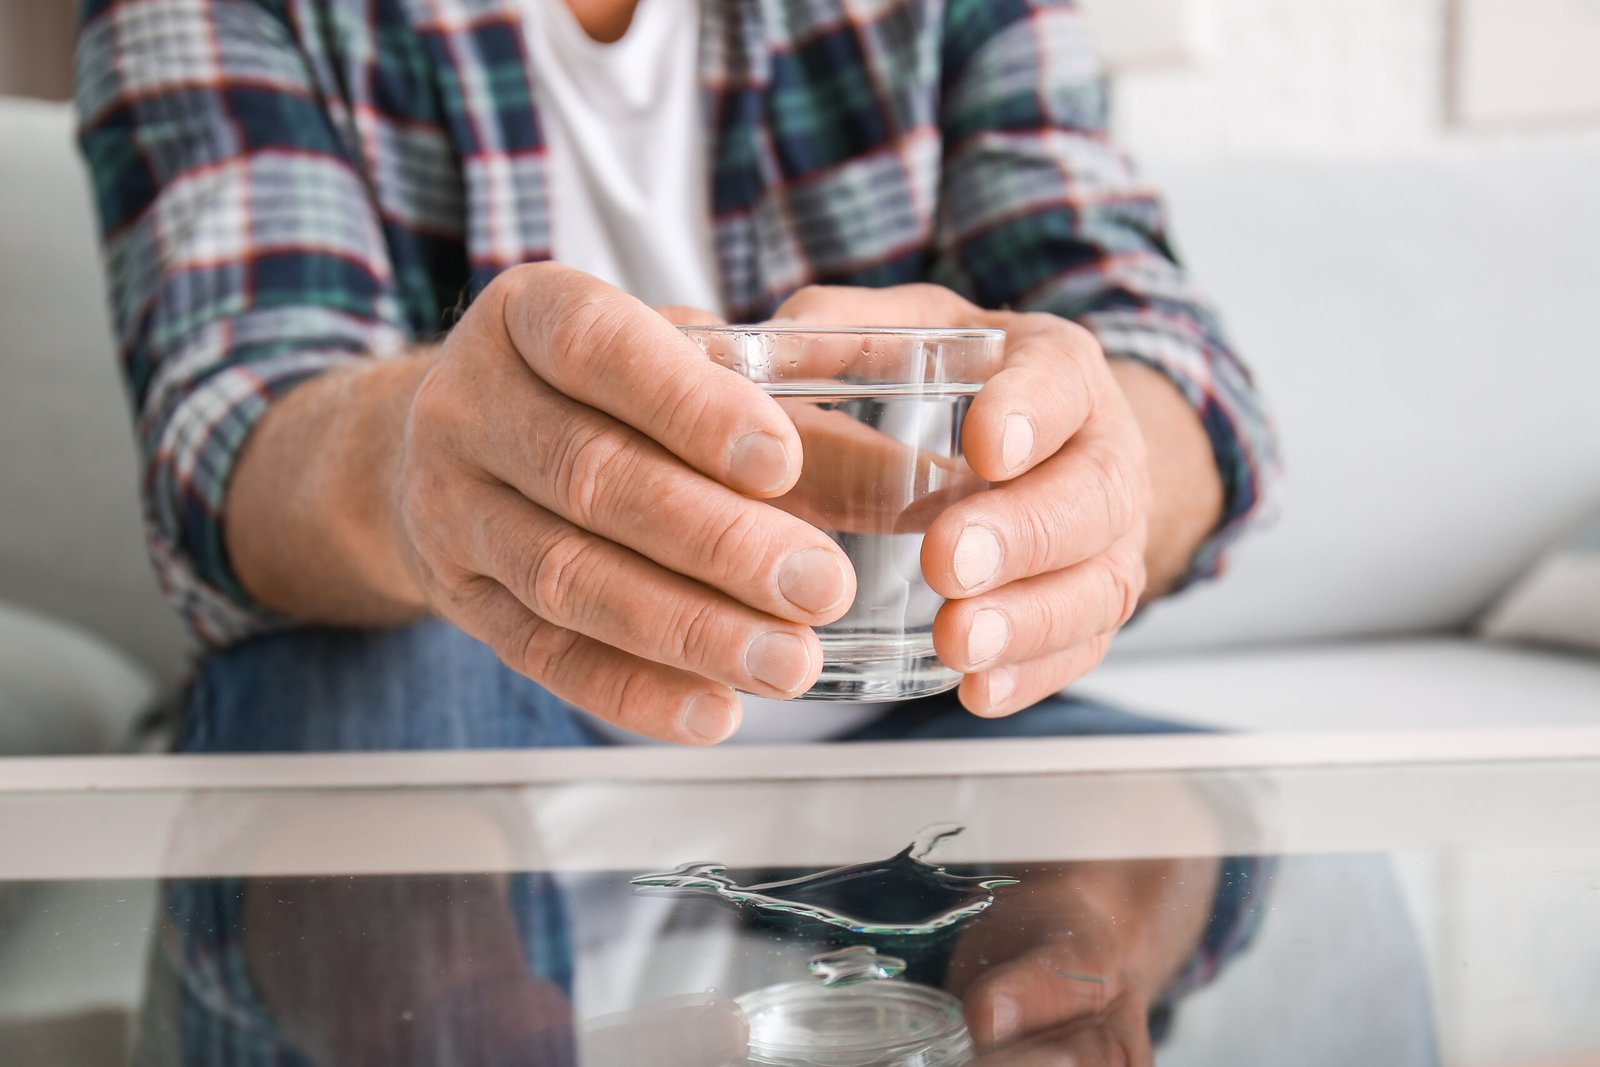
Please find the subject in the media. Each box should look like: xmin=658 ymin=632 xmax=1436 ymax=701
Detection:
xmin=1 ymin=732 xmax=1598 ymax=1066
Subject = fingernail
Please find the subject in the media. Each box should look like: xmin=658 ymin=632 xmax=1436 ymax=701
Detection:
xmin=745 ymin=632 xmax=813 ymax=694
xmin=728 ymin=431 xmax=791 ymax=494
xmin=1002 ymin=413 xmax=1034 ymax=474
xmin=682 ymin=693 xmax=737 ymax=744
xmin=778 ymin=547 xmax=849 ymax=615
xmin=984 ymin=668 xmax=1016 ymax=713
xmin=991 ymin=992 xmax=1021 ymax=1044
xmin=966 ymin=609 xmax=1010 ymax=667
xmin=953 ymin=524 xmax=1002 ymax=591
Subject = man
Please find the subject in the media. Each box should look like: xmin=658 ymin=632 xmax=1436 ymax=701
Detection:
xmin=77 ymin=0 xmax=1274 ymax=744
xmin=80 ymin=0 xmax=1277 ymax=1059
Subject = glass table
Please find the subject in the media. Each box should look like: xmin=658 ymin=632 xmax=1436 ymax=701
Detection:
xmin=1 ymin=728 xmax=1598 ymax=1066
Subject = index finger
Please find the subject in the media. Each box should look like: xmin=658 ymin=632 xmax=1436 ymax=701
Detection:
xmin=496 ymin=263 xmax=803 ymax=497
xmin=964 ymin=313 xmax=1108 ymax=483
xmin=964 ymin=952 xmax=1117 ymax=1049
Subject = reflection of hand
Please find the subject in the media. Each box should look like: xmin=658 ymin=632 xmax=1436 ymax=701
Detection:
xmin=766 ymin=285 xmax=1163 ymax=717
xmin=944 ymin=858 xmax=1219 ymax=1065
xmin=963 ymin=937 xmax=1154 ymax=1066
xmin=243 ymin=874 xmax=748 ymax=1067
xmin=387 ymin=266 xmax=858 ymax=742
xmin=243 ymin=873 xmax=589 ymax=1066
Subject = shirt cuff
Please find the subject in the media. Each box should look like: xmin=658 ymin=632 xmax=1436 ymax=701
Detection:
xmin=142 ymin=348 xmax=371 ymax=648
xmin=1079 ymin=309 xmax=1284 ymax=589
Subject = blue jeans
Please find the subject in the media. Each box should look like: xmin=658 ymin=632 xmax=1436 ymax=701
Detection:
xmin=177 ymin=618 xmax=1192 ymax=754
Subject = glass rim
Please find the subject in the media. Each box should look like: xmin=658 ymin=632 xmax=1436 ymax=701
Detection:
xmin=737 ymin=979 xmax=968 ymax=1059
xmin=677 ymin=324 xmax=1005 ymax=340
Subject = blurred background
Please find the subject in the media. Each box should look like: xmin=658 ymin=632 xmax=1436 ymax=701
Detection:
xmin=1 ymin=2 xmax=1598 ymax=1063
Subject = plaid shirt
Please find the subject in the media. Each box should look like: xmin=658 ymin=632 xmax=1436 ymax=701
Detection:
xmin=76 ymin=0 xmax=1280 ymax=647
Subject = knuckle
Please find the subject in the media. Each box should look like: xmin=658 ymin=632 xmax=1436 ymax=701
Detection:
xmin=663 ymin=597 xmax=725 ymax=669
xmin=776 ymin=284 xmax=835 ymax=318
xmin=1016 ymin=496 xmax=1069 ymax=575
xmin=555 ymin=424 xmax=640 ymax=527
xmin=509 ymin=614 xmax=566 ymax=682
xmin=604 ymin=666 xmax=664 ymax=732
xmin=525 ymin=529 xmax=601 ymax=623
xmin=472 ymin=265 xmax=520 ymax=321
xmin=790 ymin=284 xmax=829 ymax=307
xmin=407 ymin=365 xmax=458 ymax=432
xmin=1019 ymin=310 xmax=1060 ymax=335
xmin=396 ymin=464 xmax=456 ymax=557
xmin=545 ymin=288 xmax=630 ymax=378
xmin=1063 ymin=317 xmax=1102 ymax=355
xmin=1084 ymin=631 xmax=1115 ymax=672
xmin=697 ymin=502 xmax=770 ymax=587
xmin=1027 ymin=310 xmax=1096 ymax=349
xmin=397 ymin=462 xmax=442 ymax=528
xmin=484 ymin=261 xmax=539 ymax=304
xmin=1032 ymin=588 xmax=1070 ymax=648
xmin=428 ymin=563 xmax=482 ymax=618
xmin=1085 ymin=447 xmax=1140 ymax=535
xmin=488 ymin=262 xmax=565 ymax=345
xmin=1063 ymin=357 xmax=1097 ymax=421
xmin=646 ymin=376 xmax=714 ymax=446
xmin=1101 ymin=552 xmax=1146 ymax=629
xmin=901 ymin=282 xmax=971 ymax=314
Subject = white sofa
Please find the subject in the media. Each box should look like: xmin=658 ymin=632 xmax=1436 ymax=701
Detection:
xmin=3 ymin=94 xmax=1597 ymax=748
xmin=1081 ymin=144 xmax=1600 ymax=727
xmin=0 ymin=98 xmax=188 ymax=757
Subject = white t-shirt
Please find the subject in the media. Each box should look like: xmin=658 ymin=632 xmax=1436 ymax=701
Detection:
xmin=524 ymin=0 xmax=890 ymax=743
xmin=523 ymin=0 xmax=720 ymax=311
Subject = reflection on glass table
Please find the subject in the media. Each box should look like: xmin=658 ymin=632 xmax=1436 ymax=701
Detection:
xmin=0 ymin=730 xmax=1598 ymax=1066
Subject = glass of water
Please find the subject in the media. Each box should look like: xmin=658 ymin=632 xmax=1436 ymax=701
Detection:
xmin=681 ymin=325 xmax=1006 ymax=701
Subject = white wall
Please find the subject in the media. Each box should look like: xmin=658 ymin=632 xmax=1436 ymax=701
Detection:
xmin=1104 ymin=0 xmax=1600 ymax=159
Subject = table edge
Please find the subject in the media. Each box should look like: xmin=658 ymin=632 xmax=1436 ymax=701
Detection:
xmin=3 ymin=728 xmax=1600 ymax=793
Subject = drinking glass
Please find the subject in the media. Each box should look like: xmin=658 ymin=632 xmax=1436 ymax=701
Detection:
xmin=681 ymin=326 xmax=1006 ymax=701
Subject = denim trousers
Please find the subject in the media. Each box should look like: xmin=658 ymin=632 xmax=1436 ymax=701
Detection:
xmin=176 ymin=618 xmax=1192 ymax=754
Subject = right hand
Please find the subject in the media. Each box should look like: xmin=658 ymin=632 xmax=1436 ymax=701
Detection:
xmin=391 ymin=264 xmax=856 ymax=744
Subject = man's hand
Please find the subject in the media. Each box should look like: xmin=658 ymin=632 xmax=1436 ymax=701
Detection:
xmin=766 ymin=284 xmax=1222 ymax=716
xmin=231 ymin=265 xmax=857 ymax=744
xmin=945 ymin=854 xmax=1220 ymax=1065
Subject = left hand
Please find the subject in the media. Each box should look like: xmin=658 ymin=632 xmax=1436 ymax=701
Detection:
xmin=766 ymin=284 xmax=1150 ymax=716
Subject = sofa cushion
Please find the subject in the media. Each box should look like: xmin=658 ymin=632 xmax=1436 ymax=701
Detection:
xmin=1478 ymin=510 xmax=1600 ymax=655
xmin=1078 ymin=637 xmax=1600 ymax=734
xmin=0 ymin=95 xmax=189 ymax=691
xmin=1112 ymin=145 xmax=1600 ymax=654
xmin=0 ymin=602 xmax=157 ymax=755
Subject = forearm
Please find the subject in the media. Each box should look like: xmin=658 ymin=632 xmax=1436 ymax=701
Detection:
xmin=226 ymin=352 xmax=436 ymax=625
xmin=1109 ymin=359 xmax=1225 ymax=598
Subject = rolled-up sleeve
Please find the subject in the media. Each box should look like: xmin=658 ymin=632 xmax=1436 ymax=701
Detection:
xmin=934 ymin=0 xmax=1282 ymax=585
xmin=76 ymin=0 xmax=409 ymax=646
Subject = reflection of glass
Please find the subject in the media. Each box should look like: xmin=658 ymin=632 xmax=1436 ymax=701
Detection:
xmin=739 ymin=959 xmax=973 ymax=1067
xmin=681 ymin=326 xmax=1005 ymax=700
